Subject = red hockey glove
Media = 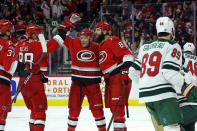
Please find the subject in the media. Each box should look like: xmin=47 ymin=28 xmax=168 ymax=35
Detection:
xmin=121 ymin=68 xmax=129 ymax=85
xmin=26 ymin=62 xmax=40 ymax=74
xmin=59 ymin=13 xmax=81 ymax=31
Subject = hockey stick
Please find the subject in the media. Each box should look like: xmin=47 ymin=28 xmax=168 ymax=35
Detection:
xmin=107 ymin=84 xmax=127 ymax=131
xmin=126 ymin=104 xmax=129 ymax=118
xmin=0 ymin=34 xmax=47 ymax=120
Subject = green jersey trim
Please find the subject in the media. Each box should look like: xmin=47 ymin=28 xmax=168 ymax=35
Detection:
xmin=163 ymin=61 xmax=180 ymax=67
xmin=131 ymin=62 xmax=141 ymax=70
xmin=162 ymin=64 xmax=180 ymax=71
xmin=140 ymin=87 xmax=176 ymax=97
xmin=140 ymin=83 xmax=171 ymax=90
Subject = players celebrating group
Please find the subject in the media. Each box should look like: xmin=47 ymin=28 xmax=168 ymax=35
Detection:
xmin=0 ymin=12 xmax=196 ymax=131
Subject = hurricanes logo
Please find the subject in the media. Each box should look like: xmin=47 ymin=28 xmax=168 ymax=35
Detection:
xmin=77 ymin=50 xmax=96 ymax=62
xmin=99 ymin=51 xmax=107 ymax=64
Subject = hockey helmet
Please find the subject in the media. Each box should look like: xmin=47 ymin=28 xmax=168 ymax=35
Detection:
xmin=26 ymin=24 xmax=42 ymax=37
xmin=0 ymin=19 xmax=13 ymax=35
xmin=80 ymin=28 xmax=93 ymax=37
xmin=95 ymin=21 xmax=111 ymax=32
xmin=183 ymin=42 xmax=195 ymax=54
xmin=156 ymin=17 xmax=175 ymax=39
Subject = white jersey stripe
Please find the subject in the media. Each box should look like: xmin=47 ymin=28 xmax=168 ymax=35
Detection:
xmin=34 ymin=120 xmax=45 ymax=125
xmin=71 ymin=65 xmax=100 ymax=71
xmin=29 ymin=119 xmax=35 ymax=124
xmin=68 ymin=119 xmax=78 ymax=126
xmin=95 ymin=119 xmax=106 ymax=126
xmin=40 ymin=67 xmax=48 ymax=71
xmin=71 ymin=74 xmax=101 ymax=79
xmin=0 ymin=75 xmax=11 ymax=81
xmin=53 ymin=35 xmax=64 ymax=47
xmin=103 ymin=63 xmax=118 ymax=74
xmin=113 ymin=122 xmax=125 ymax=129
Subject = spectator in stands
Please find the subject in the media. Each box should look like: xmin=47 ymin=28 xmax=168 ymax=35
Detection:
xmin=48 ymin=13 xmax=62 ymax=31
xmin=41 ymin=0 xmax=51 ymax=20
xmin=50 ymin=0 xmax=64 ymax=19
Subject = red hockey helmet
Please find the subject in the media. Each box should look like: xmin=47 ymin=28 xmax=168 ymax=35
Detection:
xmin=26 ymin=24 xmax=42 ymax=37
xmin=80 ymin=28 xmax=93 ymax=37
xmin=0 ymin=19 xmax=13 ymax=35
xmin=95 ymin=21 xmax=111 ymax=32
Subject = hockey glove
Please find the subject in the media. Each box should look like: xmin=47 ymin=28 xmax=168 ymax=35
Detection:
xmin=121 ymin=68 xmax=129 ymax=85
xmin=26 ymin=62 xmax=40 ymax=74
xmin=182 ymin=82 xmax=197 ymax=102
xmin=39 ymin=72 xmax=48 ymax=83
xmin=181 ymin=82 xmax=195 ymax=97
xmin=59 ymin=13 xmax=81 ymax=31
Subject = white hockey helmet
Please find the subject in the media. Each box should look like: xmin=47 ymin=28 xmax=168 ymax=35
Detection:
xmin=156 ymin=17 xmax=175 ymax=39
xmin=183 ymin=42 xmax=195 ymax=54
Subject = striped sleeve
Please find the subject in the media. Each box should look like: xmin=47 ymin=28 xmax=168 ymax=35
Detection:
xmin=162 ymin=43 xmax=182 ymax=71
xmin=162 ymin=43 xmax=184 ymax=91
xmin=129 ymin=58 xmax=141 ymax=82
xmin=131 ymin=59 xmax=141 ymax=71
xmin=162 ymin=61 xmax=181 ymax=71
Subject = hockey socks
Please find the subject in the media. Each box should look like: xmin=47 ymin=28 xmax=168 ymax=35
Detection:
xmin=0 ymin=113 xmax=8 ymax=131
xmin=95 ymin=117 xmax=106 ymax=131
xmin=111 ymin=106 xmax=126 ymax=131
xmin=0 ymin=120 xmax=5 ymax=131
xmin=29 ymin=112 xmax=46 ymax=131
xmin=29 ymin=118 xmax=35 ymax=131
xmin=67 ymin=116 xmax=78 ymax=131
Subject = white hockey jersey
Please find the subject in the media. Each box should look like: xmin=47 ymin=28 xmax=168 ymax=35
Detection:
xmin=183 ymin=53 xmax=197 ymax=81
xmin=137 ymin=39 xmax=184 ymax=103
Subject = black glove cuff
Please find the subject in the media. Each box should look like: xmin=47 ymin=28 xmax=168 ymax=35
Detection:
xmin=122 ymin=61 xmax=133 ymax=69
xmin=58 ymin=29 xmax=67 ymax=40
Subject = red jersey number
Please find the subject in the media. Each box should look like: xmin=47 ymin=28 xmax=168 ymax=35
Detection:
xmin=140 ymin=51 xmax=162 ymax=78
xmin=19 ymin=52 xmax=34 ymax=63
xmin=186 ymin=60 xmax=197 ymax=77
xmin=171 ymin=48 xmax=181 ymax=60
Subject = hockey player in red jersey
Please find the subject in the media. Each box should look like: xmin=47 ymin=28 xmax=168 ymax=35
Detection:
xmin=94 ymin=21 xmax=134 ymax=131
xmin=15 ymin=24 xmax=61 ymax=131
xmin=0 ymin=19 xmax=26 ymax=131
xmin=56 ymin=15 xmax=106 ymax=130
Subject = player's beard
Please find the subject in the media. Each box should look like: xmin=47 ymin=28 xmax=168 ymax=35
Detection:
xmin=94 ymin=32 xmax=105 ymax=44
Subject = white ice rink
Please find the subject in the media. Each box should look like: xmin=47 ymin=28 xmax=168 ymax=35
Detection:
xmin=5 ymin=106 xmax=197 ymax=131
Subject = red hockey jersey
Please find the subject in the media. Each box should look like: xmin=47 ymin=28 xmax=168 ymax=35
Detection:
xmin=64 ymin=36 xmax=102 ymax=83
xmin=0 ymin=39 xmax=18 ymax=86
xmin=99 ymin=37 xmax=133 ymax=74
xmin=15 ymin=38 xmax=60 ymax=74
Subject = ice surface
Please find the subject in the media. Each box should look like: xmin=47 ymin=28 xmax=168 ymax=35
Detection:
xmin=5 ymin=106 xmax=197 ymax=131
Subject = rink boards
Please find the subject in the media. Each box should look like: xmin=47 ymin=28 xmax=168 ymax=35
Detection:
xmin=11 ymin=76 xmax=144 ymax=106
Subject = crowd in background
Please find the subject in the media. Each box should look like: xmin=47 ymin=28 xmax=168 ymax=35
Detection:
xmin=101 ymin=0 xmax=195 ymax=52
xmin=0 ymin=0 xmax=196 ymax=75
xmin=0 ymin=0 xmax=101 ymax=40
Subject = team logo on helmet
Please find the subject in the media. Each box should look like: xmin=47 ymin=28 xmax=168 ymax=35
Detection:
xmin=99 ymin=51 xmax=107 ymax=64
xmin=77 ymin=50 xmax=96 ymax=62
